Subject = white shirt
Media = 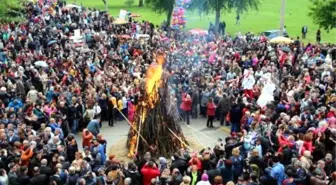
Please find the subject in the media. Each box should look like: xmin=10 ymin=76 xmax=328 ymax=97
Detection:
xmin=122 ymin=97 xmax=128 ymax=109
xmin=93 ymin=105 xmax=101 ymax=115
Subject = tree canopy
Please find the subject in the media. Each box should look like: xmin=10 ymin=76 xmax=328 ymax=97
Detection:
xmin=308 ymin=0 xmax=336 ymax=31
xmin=145 ymin=0 xmax=175 ymax=24
xmin=0 ymin=0 xmax=25 ymax=23
xmin=190 ymin=0 xmax=259 ymax=32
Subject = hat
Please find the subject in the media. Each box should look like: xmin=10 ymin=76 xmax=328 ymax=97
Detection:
xmin=201 ymin=173 xmax=208 ymax=181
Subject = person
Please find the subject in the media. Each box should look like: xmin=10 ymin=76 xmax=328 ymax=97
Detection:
xmin=141 ymin=161 xmax=160 ymax=185
xmin=196 ymin=173 xmax=211 ymax=185
xmin=192 ymin=88 xmax=199 ymax=119
xmin=301 ymin=25 xmax=308 ymax=39
xmin=206 ymin=98 xmax=216 ymax=128
xmin=266 ymin=156 xmax=285 ymax=185
xmin=217 ymin=93 xmax=231 ymax=126
xmin=86 ymin=118 xmax=101 ymax=137
xmin=236 ymin=14 xmax=240 ymax=25
xmin=180 ymin=93 xmax=192 ymax=125
xmin=316 ymin=29 xmax=321 ymax=43
xmin=0 ymin=169 xmax=8 ymax=185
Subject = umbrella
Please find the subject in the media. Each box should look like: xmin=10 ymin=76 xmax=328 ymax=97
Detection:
xmin=270 ymin=36 xmax=293 ymax=44
xmin=189 ymin=28 xmax=208 ymax=35
xmin=120 ymin=35 xmax=131 ymax=39
xmin=47 ymin=40 xmax=57 ymax=46
xmin=34 ymin=61 xmax=48 ymax=68
xmin=281 ymin=46 xmax=291 ymax=53
xmin=113 ymin=18 xmax=127 ymax=25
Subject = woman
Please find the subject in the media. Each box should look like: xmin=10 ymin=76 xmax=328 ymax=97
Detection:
xmin=180 ymin=93 xmax=192 ymax=125
xmin=229 ymin=148 xmax=243 ymax=182
xmin=83 ymin=105 xmax=94 ymax=129
xmin=206 ymin=98 xmax=216 ymax=128
xmin=82 ymin=129 xmax=94 ymax=149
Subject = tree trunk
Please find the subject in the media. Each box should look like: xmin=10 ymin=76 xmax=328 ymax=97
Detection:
xmin=138 ymin=0 xmax=144 ymax=7
xmin=215 ymin=7 xmax=221 ymax=33
xmin=166 ymin=5 xmax=173 ymax=26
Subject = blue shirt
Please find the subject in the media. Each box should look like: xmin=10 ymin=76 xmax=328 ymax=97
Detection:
xmin=270 ymin=162 xmax=285 ymax=185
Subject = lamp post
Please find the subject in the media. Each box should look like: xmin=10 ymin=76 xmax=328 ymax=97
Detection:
xmin=279 ymin=0 xmax=286 ymax=36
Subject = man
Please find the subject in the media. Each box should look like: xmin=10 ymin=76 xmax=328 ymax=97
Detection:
xmin=7 ymin=129 xmax=19 ymax=144
xmin=191 ymin=87 xmax=199 ymax=119
xmin=8 ymin=163 xmax=19 ymax=185
xmin=87 ymin=118 xmax=100 ymax=137
xmin=30 ymin=167 xmax=47 ymax=185
xmin=92 ymin=139 xmax=106 ymax=165
xmin=267 ymin=156 xmax=285 ymax=185
xmin=301 ymin=25 xmax=308 ymax=39
xmin=217 ymin=93 xmax=231 ymax=126
xmin=141 ymin=161 xmax=160 ymax=185
xmin=293 ymin=160 xmax=307 ymax=185
xmin=40 ymin=159 xmax=52 ymax=182
xmin=324 ymin=153 xmax=335 ymax=178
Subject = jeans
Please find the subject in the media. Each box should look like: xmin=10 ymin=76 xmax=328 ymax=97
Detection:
xmin=231 ymin=122 xmax=240 ymax=133
xmin=71 ymin=119 xmax=78 ymax=133
xmin=220 ymin=111 xmax=228 ymax=126
xmin=183 ymin=110 xmax=191 ymax=125
xmin=192 ymin=104 xmax=198 ymax=118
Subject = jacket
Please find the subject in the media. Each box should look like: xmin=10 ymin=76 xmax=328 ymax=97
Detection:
xmin=207 ymin=102 xmax=216 ymax=116
xmin=180 ymin=94 xmax=192 ymax=111
xmin=82 ymin=129 xmax=94 ymax=149
xmin=141 ymin=165 xmax=160 ymax=185
xmin=217 ymin=97 xmax=231 ymax=113
xmin=30 ymin=174 xmax=47 ymax=185
xmin=269 ymin=162 xmax=285 ymax=185
xmin=21 ymin=148 xmax=34 ymax=166
xmin=87 ymin=120 xmax=100 ymax=136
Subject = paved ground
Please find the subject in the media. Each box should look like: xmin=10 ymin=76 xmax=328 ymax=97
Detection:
xmin=75 ymin=117 xmax=230 ymax=151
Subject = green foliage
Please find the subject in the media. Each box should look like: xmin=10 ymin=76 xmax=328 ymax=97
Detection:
xmin=145 ymin=0 xmax=175 ymax=14
xmin=308 ymin=0 xmax=336 ymax=31
xmin=145 ymin=0 xmax=175 ymax=23
xmin=125 ymin=0 xmax=135 ymax=6
xmin=229 ymin=0 xmax=260 ymax=15
xmin=191 ymin=0 xmax=259 ymax=16
xmin=0 ymin=0 xmax=25 ymax=23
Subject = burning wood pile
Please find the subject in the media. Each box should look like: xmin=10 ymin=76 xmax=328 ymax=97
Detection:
xmin=127 ymin=53 xmax=188 ymax=158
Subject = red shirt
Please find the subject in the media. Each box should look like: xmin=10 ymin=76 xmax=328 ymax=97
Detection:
xmin=207 ymin=102 xmax=216 ymax=116
xmin=141 ymin=165 xmax=160 ymax=185
xmin=180 ymin=94 xmax=192 ymax=111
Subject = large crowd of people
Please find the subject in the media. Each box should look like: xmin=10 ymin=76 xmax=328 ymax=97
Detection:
xmin=0 ymin=0 xmax=334 ymax=185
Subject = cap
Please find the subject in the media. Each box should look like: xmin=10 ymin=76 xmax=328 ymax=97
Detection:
xmin=201 ymin=173 xmax=208 ymax=181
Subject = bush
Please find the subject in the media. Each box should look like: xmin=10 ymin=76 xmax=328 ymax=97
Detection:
xmin=125 ymin=0 xmax=134 ymax=6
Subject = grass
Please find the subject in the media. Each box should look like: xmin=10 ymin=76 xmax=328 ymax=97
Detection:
xmin=70 ymin=0 xmax=336 ymax=43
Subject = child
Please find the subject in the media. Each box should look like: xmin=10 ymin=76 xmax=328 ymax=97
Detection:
xmin=207 ymin=98 xmax=216 ymax=127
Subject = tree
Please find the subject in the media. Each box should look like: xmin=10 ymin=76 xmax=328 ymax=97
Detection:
xmin=191 ymin=0 xmax=259 ymax=33
xmin=145 ymin=0 xmax=175 ymax=25
xmin=0 ymin=0 xmax=25 ymax=23
xmin=139 ymin=0 xmax=144 ymax=7
xmin=308 ymin=0 xmax=336 ymax=31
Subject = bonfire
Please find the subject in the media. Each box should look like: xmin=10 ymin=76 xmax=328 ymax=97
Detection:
xmin=127 ymin=53 xmax=188 ymax=158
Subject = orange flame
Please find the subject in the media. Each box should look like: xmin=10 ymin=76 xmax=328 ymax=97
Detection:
xmin=145 ymin=54 xmax=165 ymax=106
xmin=128 ymin=53 xmax=165 ymax=158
